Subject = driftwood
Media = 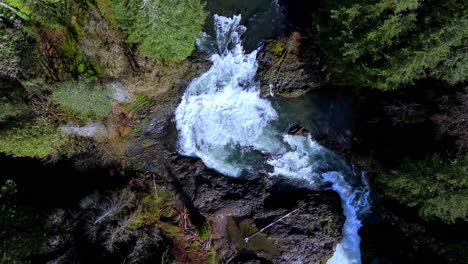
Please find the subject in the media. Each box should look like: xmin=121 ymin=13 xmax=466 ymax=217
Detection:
xmin=244 ymin=208 xmax=300 ymax=243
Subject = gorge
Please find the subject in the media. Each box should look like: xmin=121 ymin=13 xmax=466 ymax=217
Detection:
xmin=176 ymin=14 xmax=370 ymax=264
xmin=1 ymin=0 xmax=466 ymax=263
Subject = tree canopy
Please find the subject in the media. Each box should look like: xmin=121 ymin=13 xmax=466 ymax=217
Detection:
xmin=111 ymin=0 xmax=207 ymax=62
xmin=315 ymin=0 xmax=468 ymax=90
xmin=378 ymin=154 xmax=468 ymax=223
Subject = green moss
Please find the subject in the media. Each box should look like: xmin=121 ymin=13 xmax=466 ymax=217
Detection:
xmin=226 ymin=217 xmax=280 ymax=256
xmin=95 ymin=0 xmax=117 ymax=24
xmin=196 ymin=222 xmax=211 ymax=242
xmin=14 ymin=0 xmax=72 ymax=28
xmin=270 ymin=41 xmax=285 ymax=57
xmin=321 ymin=254 xmax=332 ymax=264
xmin=0 ymin=100 xmax=29 ymax=121
xmin=207 ymin=246 xmax=219 ymax=264
xmin=57 ymin=34 xmax=101 ymax=78
xmin=129 ymin=94 xmax=153 ymax=111
xmin=130 ymin=186 xmax=176 ymax=229
xmin=324 ymin=222 xmax=333 ymax=236
xmin=52 ymin=80 xmax=113 ymax=120
xmin=4 ymin=0 xmax=32 ymax=16
xmin=0 ymin=120 xmax=65 ymax=158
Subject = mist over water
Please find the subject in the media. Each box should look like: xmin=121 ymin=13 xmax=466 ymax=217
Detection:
xmin=175 ymin=14 xmax=370 ymax=264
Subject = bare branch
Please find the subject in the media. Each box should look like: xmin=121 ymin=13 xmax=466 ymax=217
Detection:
xmin=0 ymin=2 xmax=17 ymax=12
xmin=244 ymin=208 xmax=300 ymax=243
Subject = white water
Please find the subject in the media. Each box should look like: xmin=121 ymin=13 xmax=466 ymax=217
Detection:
xmin=175 ymin=15 xmax=370 ymax=264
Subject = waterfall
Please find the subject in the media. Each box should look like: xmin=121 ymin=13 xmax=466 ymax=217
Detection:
xmin=175 ymin=15 xmax=370 ymax=264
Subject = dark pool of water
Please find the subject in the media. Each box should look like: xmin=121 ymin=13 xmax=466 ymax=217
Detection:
xmin=205 ymin=0 xmax=286 ymax=51
xmin=271 ymin=87 xmax=354 ymax=147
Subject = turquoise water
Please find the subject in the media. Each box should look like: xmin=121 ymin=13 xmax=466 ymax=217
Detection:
xmin=175 ymin=14 xmax=371 ymax=263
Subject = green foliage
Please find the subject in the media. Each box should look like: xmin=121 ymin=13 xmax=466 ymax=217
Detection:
xmin=52 ymin=80 xmax=113 ymax=120
xmin=111 ymin=0 xmax=207 ymax=61
xmin=226 ymin=217 xmax=279 ymax=255
xmin=378 ymin=154 xmax=468 ymax=223
xmin=0 ymin=25 xmax=24 ymax=80
xmin=316 ymin=0 xmax=468 ymax=90
xmin=3 ymin=0 xmax=71 ymax=26
xmin=78 ymin=8 xmax=127 ymax=77
xmin=22 ymin=0 xmax=71 ymax=27
xmin=207 ymin=246 xmax=218 ymax=264
xmin=0 ymin=120 xmax=65 ymax=158
xmin=270 ymin=41 xmax=285 ymax=58
xmin=3 ymin=0 xmax=31 ymax=14
xmin=95 ymin=0 xmax=116 ymax=23
xmin=2 ymin=0 xmax=32 ymax=20
xmin=4 ymin=1 xmax=101 ymax=79
xmin=129 ymin=93 xmax=152 ymax=111
xmin=0 ymin=19 xmax=40 ymax=81
xmin=0 ymin=100 xmax=29 ymax=121
xmin=0 ymin=79 xmax=30 ymax=121
xmin=57 ymin=33 xmax=102 ymax=79
xmin=130 ymin=185 xmax=175 ymax=228
xmin=196 ymin=222 xmax=211 ymax=242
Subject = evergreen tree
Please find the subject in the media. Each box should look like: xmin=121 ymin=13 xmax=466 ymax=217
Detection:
xmin=12 ymin=0 xmax=71 ymax=27
xmin=316 ymin=0 xmax=468 ymax=90
xmin=111 ymin=0 xmax=207 ymax=62
xmin=378 ymin=154 xmax=468 ymax=223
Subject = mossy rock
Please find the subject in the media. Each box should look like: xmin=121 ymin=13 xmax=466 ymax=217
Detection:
xmin=226 ymin=216 xmax=280 ymax=258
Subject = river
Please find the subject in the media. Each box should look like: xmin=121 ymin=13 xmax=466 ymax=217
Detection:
xmin=175 ymin=14 xmax=371 ymax=264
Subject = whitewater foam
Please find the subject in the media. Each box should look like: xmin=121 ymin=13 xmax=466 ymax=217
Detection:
xmin=175 ymin=14 xmax=370 ymax=264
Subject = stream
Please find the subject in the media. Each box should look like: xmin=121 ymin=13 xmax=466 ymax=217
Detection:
xmin=175 ymin=15 xmax=371 ymax=264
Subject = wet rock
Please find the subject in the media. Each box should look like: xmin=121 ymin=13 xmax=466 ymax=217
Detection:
xmin=265 ymin=195 xmax=343 ymax=264
xmin=288 ymin=124 xmax=310 ymax=136
xmin=128 ymin=138 xmax=345 ymax=264
xmin=161 ymin=155 xmax=345 ymax=263
xmin=125 ymin=55 xmax=344 ymax=264
xmin=257 ymin=35 xmax=325 ymax=98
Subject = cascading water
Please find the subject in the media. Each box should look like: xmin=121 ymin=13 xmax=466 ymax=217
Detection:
xmin=175 ymin=15 xmax=370 ymax=264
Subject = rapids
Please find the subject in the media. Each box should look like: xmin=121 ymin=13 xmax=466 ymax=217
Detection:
xmin=175 ymin=14 xmax=370 ymax=264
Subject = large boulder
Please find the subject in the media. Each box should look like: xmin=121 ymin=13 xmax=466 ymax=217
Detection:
xmin=127 ymin=108 xmax=345 ymax=263
xmin=257 ymin=34 xmax=325 ymax=98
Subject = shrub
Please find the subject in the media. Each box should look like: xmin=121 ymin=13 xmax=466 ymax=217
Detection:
xmin=0 ymin=25 xmax=24 ymax=80
xmin=0 ymin=120 xmax=65 ymax=158
xmin=37 ymin=27 xmax=101 ymax=80
xmin=129 ymin=93 xmax=152 ymax=111
xmin=0 ymin=100 xmax=29 ymax=121
xmin=52 ymin=80 xmax=114 ymax=120
xmin=78 ymin=11 xmax=127 ymax=77
xmin=57 ymin=33 xmax=102 ymax=78
xmin=111 ymin=0 xmax=207 ymax=61
xmin=315 ymin=0 xmax=468 ymax=90
xmin=21 ymin=0 xmax=71 ymax=27
xmin=378 ymin=154 xmax=468 ymax=223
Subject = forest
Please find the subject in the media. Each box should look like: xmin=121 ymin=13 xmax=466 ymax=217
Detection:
xmin=0 ymin=0 xmax=467 ymax=263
